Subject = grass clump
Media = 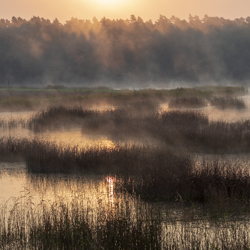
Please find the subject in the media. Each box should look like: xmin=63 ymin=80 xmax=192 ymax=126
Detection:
xmin=28 ymin=102 xmax=159 ymax=133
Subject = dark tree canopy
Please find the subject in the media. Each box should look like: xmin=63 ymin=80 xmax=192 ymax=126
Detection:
xmin=0 ymin=15 xmax=250 ymax=87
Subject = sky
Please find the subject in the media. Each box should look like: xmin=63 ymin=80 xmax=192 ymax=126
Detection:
xmin=0 ymin=0 xmax=250 ymax=23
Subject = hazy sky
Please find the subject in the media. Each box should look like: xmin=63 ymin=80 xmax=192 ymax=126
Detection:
xmin=0 ymin=0 xmax=250 ymax=22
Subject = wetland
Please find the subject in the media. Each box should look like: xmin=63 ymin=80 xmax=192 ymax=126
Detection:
xmin=1 ymin=86 xmax=250 ymax=249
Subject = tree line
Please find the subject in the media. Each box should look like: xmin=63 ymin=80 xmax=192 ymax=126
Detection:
xmin=0 ymin=15 xmax=250 ymax=87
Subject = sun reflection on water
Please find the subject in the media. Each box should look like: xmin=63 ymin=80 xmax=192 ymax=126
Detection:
xmin=106 ymin=176 xmax=116 ymax=205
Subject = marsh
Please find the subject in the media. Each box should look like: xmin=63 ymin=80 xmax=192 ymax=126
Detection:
xmin=1 ymin=86 xmax=250 ymax=249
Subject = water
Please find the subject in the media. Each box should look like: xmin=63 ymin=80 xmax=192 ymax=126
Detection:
xmin=0 ymin=162 xmax=119 ymax=218
xmin=0 ymin=161 xmax=164 ymax=231
xmin=1 ymin=107 xmax=250 ymax=247
xmin=1 ymin=162 xmax=250 ymax=248
xmin=161 ymin=94 xmax=250 ymax=122
xmin=0 ymin=111 xmax=34 ymax=121
xmin=1 ymin=100 xmax=250 ymax=148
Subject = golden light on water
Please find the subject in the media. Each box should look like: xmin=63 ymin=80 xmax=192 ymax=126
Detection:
xmin=33 ymin=130 xmax=117 ymax=149
xmin=106 ymin=176 xmax=115 ymax=205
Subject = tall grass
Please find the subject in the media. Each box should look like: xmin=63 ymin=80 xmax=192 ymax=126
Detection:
xmin=0 ymin=196 xmax=162 ymax=249
xmin=1 ymin=193 xmax=250 ymax=249
xmin=124 ymin=156 xmax=250 ymax=214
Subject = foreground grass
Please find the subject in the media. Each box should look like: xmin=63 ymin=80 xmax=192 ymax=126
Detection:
xmin=0 ymin=197 xmax=162 ymax=250
xmin=1 ymin=194 xmax=250 ymax=249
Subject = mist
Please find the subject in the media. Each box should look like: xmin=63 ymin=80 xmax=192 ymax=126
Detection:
xmin=1 ymin=15 xmax=250 ymax=87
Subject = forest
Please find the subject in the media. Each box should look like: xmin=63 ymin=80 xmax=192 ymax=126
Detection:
xmin=0 ymin=15 xmax=250 ymax=87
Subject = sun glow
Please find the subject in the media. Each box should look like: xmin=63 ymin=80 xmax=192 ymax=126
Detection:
xmin=94 ymin=0 xmax=125 ymax=8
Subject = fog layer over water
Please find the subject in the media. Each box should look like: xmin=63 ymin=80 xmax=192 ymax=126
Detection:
xmin=161 ymin=93 xmax=250 ymax=122
xmin=1 ymin=96 xmax=250 ymax=146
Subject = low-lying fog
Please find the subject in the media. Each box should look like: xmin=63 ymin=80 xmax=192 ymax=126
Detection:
xmin=1 ymin=94 xmax=250 ymax=148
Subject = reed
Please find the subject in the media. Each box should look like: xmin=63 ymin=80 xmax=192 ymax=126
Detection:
xmin=0 ymin=197 xmax=162 ymax=249
xmin=0 ymin=118 xmax=27 ymax=128
xmin=124 ymin=156 xmax=250 ymax=214
xmin=1 ymin=193 xmax=250 ymax=249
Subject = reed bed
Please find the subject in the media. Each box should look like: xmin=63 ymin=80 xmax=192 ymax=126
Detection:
xmin=1 ymin=137 xmax=250 ymax=210
xmin=184 ymin=120 xmax=250 ymax=153
xmin=0 ymin=137 xmax=190 ymax=174
xmin=27 ymin=105 xmax=250 ymax=153
xmin=0 ymin=86 xmax=246 ymax=111
xmin=1 ymin=87 xmax=250 ymax=248
xmin=124 ymin=156 xmax=250 ymax=214
xmin=27 ymin=105 xmax=208 ymax=134
xmin=209 ymin=96 xmax=246 ymax=109
xmin=0 ymin=196 xmax=162 ymax=249
xmin=1 ymin=193 xmax=250 ymax=249
xmin=26 ymin=139 xmax=191 ymax=177
xmin=27 ymin=102 xmax=159 ymax=133
xmin=28 ymin=106 xmax=98 ymax=131
xmin=168 ymin=97 xmax=207 ymax=108
xmin=0 ymin=118 xmax=27 ymax=129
